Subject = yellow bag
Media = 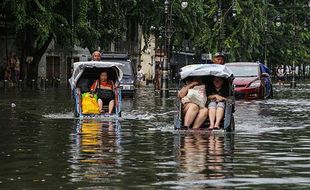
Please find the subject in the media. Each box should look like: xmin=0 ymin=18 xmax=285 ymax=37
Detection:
xmin=82 ymin=93 xmax=100 ymax=114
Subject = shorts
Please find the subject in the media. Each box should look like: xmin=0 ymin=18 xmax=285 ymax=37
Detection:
xmin=208 ymin=101 xmax=225 ymax=109
xmin=97 ymin=89 xmax=114 ymax=105
xmin=277 ymin=76 xmax=285 ymax=81
xmin=100 ymin=97 xmax=114 ymax=106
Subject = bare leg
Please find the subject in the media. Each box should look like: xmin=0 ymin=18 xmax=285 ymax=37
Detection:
xmin=192 ymin=108 xmax=208 ymax=129
xmin=183 ymin=103 xmax=199 ymax=127
xmin=214 ymin=107 xmax=225 ymax=128
xmin=98 ymin=99 xmax=103 ymax=112
xmin=157 ymin=78 xmax=161 ymax=90
xmin=108 ymin=100 xmax=115 ymax=114
xmin=108 ymin=121 xmax=114 ymax=131
xmin=156 ymin=79 xmax=159 ymax=90
xmin=208 ymin=108 xmax=216 ymax=129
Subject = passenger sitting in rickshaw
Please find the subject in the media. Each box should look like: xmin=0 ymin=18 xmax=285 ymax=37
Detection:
xmin=178 ymin=76 xmax=208 ymax=129
xmin=90 ymin=71 xmax=115 ymax=114
xmin=207 ymin=77 xmax=228 ymax=130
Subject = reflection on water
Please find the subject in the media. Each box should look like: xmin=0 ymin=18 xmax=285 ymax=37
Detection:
xmin=70 ymin=120 xmax=121 ymax=183
xmin=1 ymin=86 xmax=310 ymax=188
xmin=170 ymin=132 xmax=234 ymax=189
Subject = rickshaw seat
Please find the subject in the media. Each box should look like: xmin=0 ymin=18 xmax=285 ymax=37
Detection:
xmin=77 ymin=78 xmax=90 ymax=93
xmin=180 ymin=98 xmax=234 ymax=129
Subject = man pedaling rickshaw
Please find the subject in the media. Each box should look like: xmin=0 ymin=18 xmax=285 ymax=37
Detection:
xmin=90 ymin=71 xmax=116 ymax=114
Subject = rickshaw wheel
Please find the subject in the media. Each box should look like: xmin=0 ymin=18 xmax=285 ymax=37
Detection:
xmin=74 ymin=108 xmax=79 ymax=117
xmin=225 ymin=116 xmax=235 ymax=132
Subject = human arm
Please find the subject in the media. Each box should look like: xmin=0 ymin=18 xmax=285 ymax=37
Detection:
xmin=208 ymin=94 xmax=226 ymax=102
xmin=177 ymin=81 xmax=199 ymax=98
xmin=111 ymin=80 xmax=117 ymax=91
xmin=89 ymin=80 xmax=98 ymax=97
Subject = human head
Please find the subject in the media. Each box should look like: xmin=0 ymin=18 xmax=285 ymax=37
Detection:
xmin=185 ymin=76 xmax=202 ymax=84
xmin=99 ymin=71 xmax=108 ymax=82
xmin=92 ymin=51 xmax=101 ymax=61
xmin=213 ymin=52 xmax=225 ymax=65
xmin=213 ymin=77 xmax=224 ymax=88
xmin=138 ymin=64 xmax=142 ymax=70
xmin=192 ymin=76 xmax=202 ymax=83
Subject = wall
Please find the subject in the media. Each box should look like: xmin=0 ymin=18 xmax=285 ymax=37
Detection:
xmin=0 ymin=35 xmax=17 ymax=76
xmin=38 ymin=40 xmax=91 ymax=85
xmin=140 ymin=34 xmax=156 ymax=82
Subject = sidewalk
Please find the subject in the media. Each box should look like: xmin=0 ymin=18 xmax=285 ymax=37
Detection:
xmin=273 ymin=82 xmax=310 ymax=88
xmin=0 ymin=80 xmax=16 ymax=88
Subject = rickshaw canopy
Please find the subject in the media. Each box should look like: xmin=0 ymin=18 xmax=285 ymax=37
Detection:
xmin=179 ymin=64 xmax=233 ymax=80
xmin=69 ymin=61 xmax=123 ymax=89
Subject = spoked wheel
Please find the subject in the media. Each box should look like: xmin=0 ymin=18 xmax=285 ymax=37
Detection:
xmin=74 ymin=108 xmax=78 ymax=117
xmin=225 ymin=116 xmax=235 ymax=132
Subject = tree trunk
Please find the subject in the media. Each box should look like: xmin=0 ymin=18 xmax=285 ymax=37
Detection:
xmin=19 ymin=27 xmax=53 ymax=85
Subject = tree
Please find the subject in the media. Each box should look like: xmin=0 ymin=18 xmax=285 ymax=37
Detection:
xmin=1 ymin=0 xmax=74 ymax=83
xmin=2 ymin=0 xmax=308 ymax=82
xmin=268 ymin=0 xmax=310 ymax=69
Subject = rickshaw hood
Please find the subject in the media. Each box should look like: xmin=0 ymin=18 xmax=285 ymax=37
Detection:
xmin=180 ymin=64 xmax=233 ymax=80
xmin=68 ymin=61 xmax=123 ymax=90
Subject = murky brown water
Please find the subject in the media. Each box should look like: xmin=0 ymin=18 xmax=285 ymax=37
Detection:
xmin=0 ymin=85 xmax=310 ymax=189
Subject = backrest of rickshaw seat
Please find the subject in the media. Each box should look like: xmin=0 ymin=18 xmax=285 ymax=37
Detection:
xmin=203 ymin=76 xmax=231 ymax=96
xmin=76 ymin=78 xmax=90 ymax=93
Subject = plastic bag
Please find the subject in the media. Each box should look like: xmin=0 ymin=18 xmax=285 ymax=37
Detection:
xmin=182 ymin=85 xmax=207 ymax=108
xmin=82 ymin=92 xmax=98 ymax=100
xmin=82 ymin=93 xmax=100 ymax=114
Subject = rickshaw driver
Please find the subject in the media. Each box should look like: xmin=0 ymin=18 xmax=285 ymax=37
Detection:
xmin=213 ymin=52 xmax=226 ymax=65
xmin=90 ymin=71 xmax=115 ymax=114
xmin=178 ymin=77 xmax=209 ymax=129
xmin=92 ymin=51 xmax=101 ymax=61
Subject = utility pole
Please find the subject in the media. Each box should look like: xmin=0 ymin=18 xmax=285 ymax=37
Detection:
xmin=71 ymin=0 xmax=74 ymax=67
xmin=264 ymin=0 xmax=268 ymax=68
xmin=161 ymin=0 xmax=170 ymax=98
xmin=291 ymin=0 xmax=297 ymax=88
xmin=160 ymin=0 xmax=187 ymax=98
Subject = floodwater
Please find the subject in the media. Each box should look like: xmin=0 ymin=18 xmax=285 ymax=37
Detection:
xmin=0 ymin=85 xmax=310 ymax=189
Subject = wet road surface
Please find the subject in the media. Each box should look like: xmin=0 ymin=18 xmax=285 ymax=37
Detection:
xmin=0 ymin=85 xmax=310 ymax=189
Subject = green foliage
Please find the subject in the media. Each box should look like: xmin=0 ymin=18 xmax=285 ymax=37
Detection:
xmin=14 ymin=0 xmax=26 ymax=30
xmin=1 ymin=0 xmax=309 ymax=67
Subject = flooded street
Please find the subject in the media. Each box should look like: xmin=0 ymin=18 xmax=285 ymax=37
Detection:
xmin=1 ymin=85 xmax=310 ymax=189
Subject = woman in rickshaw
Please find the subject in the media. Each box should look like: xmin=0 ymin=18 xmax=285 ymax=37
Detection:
xmin=178 ymin=76 xmax=208 ymax=129
xmin=90 ymin=71 xmax=116 ymax=114
xmin=207 ymin=77 xmax=228 ymax=130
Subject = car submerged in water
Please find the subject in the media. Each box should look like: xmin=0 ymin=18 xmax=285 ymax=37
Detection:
xmin=225 ymin=62 xmax=273 ymax=100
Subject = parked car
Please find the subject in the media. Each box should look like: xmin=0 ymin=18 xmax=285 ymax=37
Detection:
xmin=225 ymin=62 xmax=273 ymax=100
xmin=101 ymin=53 xmax=136 ymax=96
